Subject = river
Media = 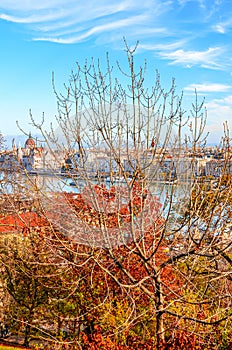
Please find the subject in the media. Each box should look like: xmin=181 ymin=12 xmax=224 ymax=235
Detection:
xmin=1 ymin=171 xmax=191 ymax=214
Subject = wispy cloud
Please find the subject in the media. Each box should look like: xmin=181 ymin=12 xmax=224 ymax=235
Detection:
xmin=207 ymin=96 xmax=232 ymax=122
xmin=177 ymin=0 xmax=223 ymax=19
xmin=185 ymin=83 xmax=231 ymax=93
xmin=0 ymin=0 xmax=164 ymax=43
xmin=0 ymin=11 xmax=67 ymax=24
xmin=34 ymin=14 xmax=149 ymax=44
xmin=0 ymin=0 xmax=230 ymax=74
xmin=213 ymin=18 xmax=232 ymax=34
xmin=205 ymin=95 xmax=232 ymax=141
xmin=207 ymin=95 xmax=232 ymax=108
xmin=177 ymin=0 xmax=207 ymax=9
xmin=0 ymin=1 xmax=137 ymax=25
xmin=139 ymin=40 xmax=187 ymax=52
xmin=0 ymin=0 xmax=81 ymax=11
xmin=158 ymin=47 xmax=224 ymax=69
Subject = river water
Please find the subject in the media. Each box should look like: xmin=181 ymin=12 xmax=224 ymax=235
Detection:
xmin=1 ymin=172 xmax=191 ymax=216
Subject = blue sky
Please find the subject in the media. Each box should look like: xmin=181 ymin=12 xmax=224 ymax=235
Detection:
xmin=0 ymin=0 xmax=232 ymax=144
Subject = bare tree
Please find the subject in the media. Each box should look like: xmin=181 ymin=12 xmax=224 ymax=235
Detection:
xmin=2 ymin=41 xmax=232 ymax=349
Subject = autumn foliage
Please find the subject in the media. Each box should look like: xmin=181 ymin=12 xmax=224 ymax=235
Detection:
xmin=0 ymin=181 xmax=232 ymax=349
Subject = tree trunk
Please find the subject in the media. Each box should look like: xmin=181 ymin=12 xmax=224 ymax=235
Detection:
xmin=155 ymin=274 xmax=165 ymax=350
xmin=24 ymin=322 xmax=31 ymax=347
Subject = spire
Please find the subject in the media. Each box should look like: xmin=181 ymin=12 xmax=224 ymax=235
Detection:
xmin=12 ymin=138 xmax=17 ymax=155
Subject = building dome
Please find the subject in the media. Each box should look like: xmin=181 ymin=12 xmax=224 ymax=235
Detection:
xmin=25 ymin=134 xmax=36 ymax=149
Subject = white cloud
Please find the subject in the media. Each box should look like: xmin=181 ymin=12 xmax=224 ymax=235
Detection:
xmin=139 ymin=40 xmax=187 ymax=52
xmin=205 ymin=95 xmax=232 ymax=142
xmin=178 ymin=0 xmax=220 ymax=17
xmin=213 ymin=17 xmax=232 ymax=34
xmin=34 ymin=14 xmax=149 ymax=44
xmin=0 ymin=0 xmax=81 ymax=11
xmin=0 ymin=0 xmax=229 ymax=81
xmin=158 ymin=47 xmax=224 ymax=69
xmin=185 ymin=83 xmax=231 ymax=93
xmin=0 ymin=1 xmax=135 ymax=25
xmin=0 ymin=0 xmax=166 ymax=43
xmin=214 ymin=24 xmax=226 ymax=34
xmin=207 ymin=95 xmax=232 ymax=107
xmin=0 ymin=11 xmax=67 ymax=24
xmin=177 ymin=0 xmax=203 ymax=5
